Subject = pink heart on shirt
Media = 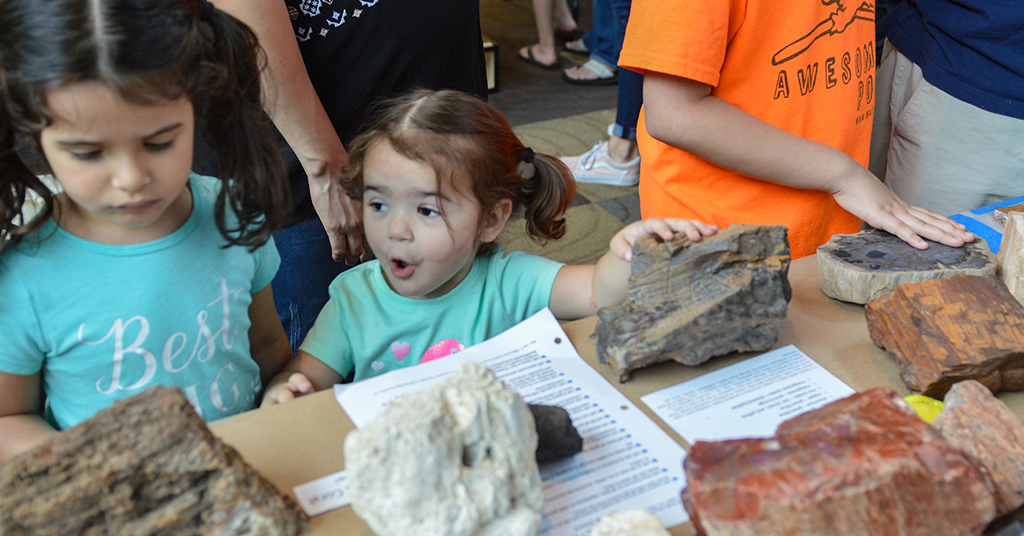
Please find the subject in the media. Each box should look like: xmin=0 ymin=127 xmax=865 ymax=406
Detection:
xmin=390 ymin=341 xmax=411 ymax=361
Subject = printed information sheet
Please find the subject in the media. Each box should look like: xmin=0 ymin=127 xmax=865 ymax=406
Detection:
xmin=333 ymin=309 xmax=689 ymax=535
xmin=641 ymin=345 xmax=855 ymax=444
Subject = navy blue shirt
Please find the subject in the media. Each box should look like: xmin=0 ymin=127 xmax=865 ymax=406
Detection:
xmin=880 ymin=0 xmax=1024 ymax=119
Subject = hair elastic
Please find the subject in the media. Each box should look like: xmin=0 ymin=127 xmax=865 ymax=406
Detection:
xmin=200 ymin=0 xmax=215 ymax=21
xmin=521 ymin=147 xmax=535 ymax=164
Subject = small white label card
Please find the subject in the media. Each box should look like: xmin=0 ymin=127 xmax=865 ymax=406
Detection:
xmin=292 ymin=470 xmax=350 ymax=517
xmin=641 ymin=345 xmax=855 ymax=444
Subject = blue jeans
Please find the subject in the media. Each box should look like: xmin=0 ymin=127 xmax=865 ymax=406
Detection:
xmin=271 ymin=215 xmax=351 ymax=352
xmin=583 ymin=0 xmax=641 ymax=141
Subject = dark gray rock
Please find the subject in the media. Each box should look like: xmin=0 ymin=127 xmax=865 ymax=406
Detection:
xmin=528 ymin=404 xmax=583 ymax=462
xmin=593 ymin=224 xmax=791 ymax=382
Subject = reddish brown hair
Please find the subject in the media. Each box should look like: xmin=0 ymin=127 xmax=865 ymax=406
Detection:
xmin=346 ymin=89 xmax=576 ymax=254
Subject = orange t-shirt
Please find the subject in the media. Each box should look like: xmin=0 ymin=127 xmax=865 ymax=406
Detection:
xmin=619 ymin=0 xmax=877 ymax=258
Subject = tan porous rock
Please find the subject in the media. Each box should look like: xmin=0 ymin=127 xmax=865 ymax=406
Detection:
xmin=594 ymin=224 xmax=791 ymax=382
xmin=817 ymin=228 xmax=994 ymax=304
xmin=681 ymin=388 xmax=997 ymax=536
xmin=932 ymin=380 xmax=1024 ymax=516
xmin=865 ymin=274 xmax=1024 ymax=398
xmin=997 ymin=211 xmax=1024 ymax=305
xmin=582 ymin=510 xmax=669 ymax=536
xmin=0 ymin=386 xmax=307 ymax=536
xmin=344 ymin=362 xmax=544 ymax=536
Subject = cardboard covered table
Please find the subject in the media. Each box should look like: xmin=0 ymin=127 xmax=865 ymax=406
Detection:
xmin=209 ymin=255 xmax=1024 ymax=535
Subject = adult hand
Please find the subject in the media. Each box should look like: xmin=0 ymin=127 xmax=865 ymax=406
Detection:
xmin=832 ymin=169 xmax=974 ymax=249
xmin=308 ymin=172 xmax=367 ymax=265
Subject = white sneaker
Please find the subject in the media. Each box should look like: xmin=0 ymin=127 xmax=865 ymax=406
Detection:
xmin=560 ymin=140 xmax=640 ymax=186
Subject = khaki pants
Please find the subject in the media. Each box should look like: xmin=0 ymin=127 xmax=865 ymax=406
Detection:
xmin=869 ymin=41 xmax=1024 ymax=216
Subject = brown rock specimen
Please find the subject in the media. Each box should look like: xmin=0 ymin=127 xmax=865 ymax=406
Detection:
xmin=997 ymin=212 xmax=1024 ymax=305
xmin=865 ymin=274 xmax=1024 ymax=398
xmin=0 ymin=387 xmax=307 ymax=536
xmin=682 ymin=388 xmax=997 ymax=536
xmin=932 ymin=380 xmax=1024 ymax=516
xmin=995 ymin=203 xmax=1024 ymax=227
xmin=593 ymin=224 xmax=791 ymax=382
xmin=817 ymin=228 xmax=994 ymax=304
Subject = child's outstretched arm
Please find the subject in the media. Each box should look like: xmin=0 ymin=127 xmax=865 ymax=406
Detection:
xmin=549 ymin=218 xmax=718 ymax=320
xmin=642 ymin=72 xmax=974 ymax=250
xmin=0 ymin=371 xmax=57 ymax=463
xmin=261 ymin=351 xmax=343 ymax=406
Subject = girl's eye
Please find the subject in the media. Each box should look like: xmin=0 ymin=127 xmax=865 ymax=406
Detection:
xmin=145 ymin=140 xmax=174 ymax=152
xmin=369 ymin=201 xmax=388 ymax=212
xmin=418 ymin=206 xmax=440 ymax=217
xmin=71 ymin=151 xmax=102 ymax=161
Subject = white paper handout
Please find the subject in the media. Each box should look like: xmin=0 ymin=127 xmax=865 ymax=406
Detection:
xmin=333 ymin=309 xmax=689 ymax=535
xmin=641 ymin=345 xmax=855 ymax=445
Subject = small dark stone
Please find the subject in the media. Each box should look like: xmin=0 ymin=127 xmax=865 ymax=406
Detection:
xmin=529 ymin=404 xmax=583 ymax=462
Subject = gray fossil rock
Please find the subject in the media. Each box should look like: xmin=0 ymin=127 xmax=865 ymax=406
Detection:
xmin=593 ymin=224 xmax=791 ymax=382
xmin=344 ymin=362 xmax=544 ymax=536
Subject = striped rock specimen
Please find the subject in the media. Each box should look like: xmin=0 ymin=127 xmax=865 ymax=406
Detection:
xmin=933 ymin=380 xmax=1024 ymax=516
xmin=682 ymin=388 xmax=997 ymax=536
xmin=997 ymin=211 xmax=1024 ymax=304
xmin=593 ymin=224 xmax=791 ymax=382
xmin=817 ymin=228 xmax=994 ymax=304
xmin=865 ymin=274 xmax=1024 ymax=398
xmin=0 ymin=386 xmax=307 ymax=536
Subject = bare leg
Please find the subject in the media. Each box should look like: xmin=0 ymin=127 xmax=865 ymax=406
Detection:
xmin=607 ymin=135 xmax=639 ymax=163
xmin=519 ymin=0 xmax=579 ymax=67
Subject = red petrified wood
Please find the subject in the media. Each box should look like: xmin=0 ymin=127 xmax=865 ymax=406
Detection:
xmin=865 ymin=274 xmax=1024 ymax=398
xmin=933 ymin=380 xmax=1024 ymax=516
xmin=682 ymin=388 xmax=996 ymax=536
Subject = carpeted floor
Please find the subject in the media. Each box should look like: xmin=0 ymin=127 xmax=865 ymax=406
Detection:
xmin=481 ymin=0 xmax=641 ymax=266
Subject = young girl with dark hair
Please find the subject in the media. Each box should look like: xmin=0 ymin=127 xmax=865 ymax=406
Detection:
xmin=0 ymin=0 xmax=293 ymax=461
xmin=262 ymin=89 xmax=718 ymax=403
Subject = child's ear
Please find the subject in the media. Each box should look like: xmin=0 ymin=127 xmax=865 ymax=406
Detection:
xmin=480 ymin=199 xmax=513 ymax=243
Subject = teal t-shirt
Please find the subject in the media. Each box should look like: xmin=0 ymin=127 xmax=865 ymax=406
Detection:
xmin=299 ymin=250 xmax=562 ymax=381
xmin=0 ymin=174 xmax=280 ymax=429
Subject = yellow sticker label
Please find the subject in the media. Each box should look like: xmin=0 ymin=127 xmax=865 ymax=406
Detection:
xmin=904 ymin=394 xmax=944 ymax=423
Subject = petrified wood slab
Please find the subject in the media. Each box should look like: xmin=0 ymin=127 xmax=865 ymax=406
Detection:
xmin=997 ymin=212 xmax=1024 ymax=304
xmin=865 ymin=274 xmax=1024 ymax=398
xmin=817 ymin=228 xmax=994 ymax=304
xmin=682 ymin=388 xmax=996 ymax=536
xmin=933 ymin=380 xmax=1024 ymax=516
xmin=995 ymin=203 xmax=1024 ymax=227
xmin=593 ymin=224 xmax=791 ymax=382
xmin=0 ymin=387 xmax=307 ymax=536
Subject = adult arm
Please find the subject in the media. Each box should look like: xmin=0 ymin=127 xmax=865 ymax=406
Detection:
xmin=214 ymin=0 xmax=365 ymax=264
xmin=248 ymin=284 xmax=294 ymax=386
xmin=0 ymin=371 xmax=57 ymax=463
xmin=642 ymin=71 xmax=973 ymax=249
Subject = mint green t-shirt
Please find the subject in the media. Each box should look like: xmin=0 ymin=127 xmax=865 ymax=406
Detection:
xmin=299 ymin=250 xmax=562 ymax=381
xmin=0 ymin=174 xmax=280 ymax=429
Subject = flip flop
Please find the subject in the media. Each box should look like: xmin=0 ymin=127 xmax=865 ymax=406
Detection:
xmin=562 ymin=58 xmax=618 ymax=86
xmin=518 ymin=45 xmax=562 ymax=70
xmin=564 ymin=38 xmax=589 ymax=55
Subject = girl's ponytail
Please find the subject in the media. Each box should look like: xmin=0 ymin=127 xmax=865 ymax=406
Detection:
xmin=196 ymin=2 xmax=288 ymax=250
xmin=517 ymin=149 xmax=575 ymax=242
xmin=0 ymin=102 xmax=53 ymax=250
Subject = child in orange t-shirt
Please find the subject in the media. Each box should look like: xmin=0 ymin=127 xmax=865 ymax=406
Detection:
xmin=617 ymin=0 xmax=974 ymax=258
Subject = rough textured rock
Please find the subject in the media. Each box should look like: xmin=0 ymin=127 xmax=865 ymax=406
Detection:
xmin=582 ymin=510 xmax=669 ymax=536
xmin=995 ymin=203 xmax=1024 ymax=227
xmin=594 ymin=224 xmax=791 ymax=382
xmin=817 ymin=228 xmax=995 ymax=304
xmin=682 ymin=388 xmax=996 ymax=536
xmin=528 ymin=404 xmax=583 ymax=462
xmin=865 ymin=274 xmax=1024 ymax=398
xmin=344 ymin=362 xmax=544 ymax=536
xmin=0 ymin=386 xmax=307 ymax=536
xmin=933 ymin=380 xmax=1024 ymax=516
xmin=997 ymin=212 xmax=1024 ymax=304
